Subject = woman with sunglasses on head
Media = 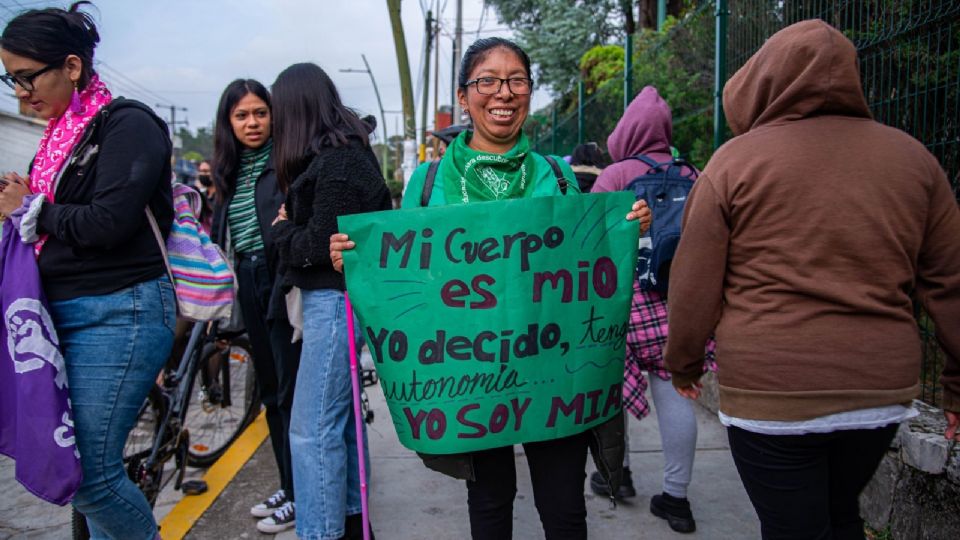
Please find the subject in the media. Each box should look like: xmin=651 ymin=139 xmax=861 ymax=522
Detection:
xmin=210 ymin=78 xmax=302 ymax=534
xmin=330 ymin=37 xmax=651 ymax=539
xmin=269 ymin=62 xmax=392 ymax=540
xmin=0 ymin=3 xmax=174 ymax=538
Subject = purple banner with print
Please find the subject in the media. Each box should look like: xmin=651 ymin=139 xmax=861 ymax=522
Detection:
xmin=0 ymin=221 xmax=81 ymax=505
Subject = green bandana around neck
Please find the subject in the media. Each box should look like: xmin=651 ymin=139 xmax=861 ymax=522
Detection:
xmin=440 ymin=131 xmax=537 ymax=204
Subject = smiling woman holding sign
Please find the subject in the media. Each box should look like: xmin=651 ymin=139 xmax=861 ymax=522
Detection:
xmin=331 ymin=38 xmax=650 ymax=540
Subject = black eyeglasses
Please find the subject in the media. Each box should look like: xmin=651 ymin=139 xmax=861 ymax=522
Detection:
xmin=463 ymin=77 xmax=533 ymax=95
xmin=1 ymin=63 xmax=59 ymax=92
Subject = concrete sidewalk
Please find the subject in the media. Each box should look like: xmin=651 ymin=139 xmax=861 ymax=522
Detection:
xmin=188 ymin=381 xmax=760 ymax=539
xmin=1 ymin=379 xmax=760 ymax=539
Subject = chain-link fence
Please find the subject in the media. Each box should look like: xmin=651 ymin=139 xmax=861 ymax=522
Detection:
xmin=527 ymin=0 xmax=959 ymax=407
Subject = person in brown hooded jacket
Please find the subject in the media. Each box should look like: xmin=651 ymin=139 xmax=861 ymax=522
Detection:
xmin=663 ymin=19 xmax=960 ymax=539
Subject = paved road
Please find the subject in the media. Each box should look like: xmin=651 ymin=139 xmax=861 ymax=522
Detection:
xmin=2 ymin=378 xmax=760 ymax=539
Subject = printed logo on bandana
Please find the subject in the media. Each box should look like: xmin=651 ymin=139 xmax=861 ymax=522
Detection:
xmin=459 ymin=153 xmax=527 ymax=204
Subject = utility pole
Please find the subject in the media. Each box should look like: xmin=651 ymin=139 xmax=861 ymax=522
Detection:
xmin=386 ymin=0 xmax=417 ymax=187
xmin=156 ymin=103 xmax=188 ymax=134
xmin=451 ymin=0 xmax=463 ymax=124
xmin=156 ymin=103 xmax=188 ymax=159
xmin=433 ymin=0 xmax=440 ymax=146
xmin=340 ymin=55 xmax=389 ymax=178
xmin=419 ymin=9 xmax=433 ymax=162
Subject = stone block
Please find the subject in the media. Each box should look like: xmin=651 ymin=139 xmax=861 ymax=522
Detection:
xmin=887 ymin=464 xmax=960 ymax=540
xmin=901 ymin=430 xmax=951 ymax=474
xmin=860 ymin=452 xmax=901 ymax=530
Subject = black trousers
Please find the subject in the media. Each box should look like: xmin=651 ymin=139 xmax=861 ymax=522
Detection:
xmin=466 ymin=431 xmax=589 ymax=540
xmin=235 ymin=252 xmax=302 ymax=499
xmin=727 ymin=423 xmax=899 ymax=540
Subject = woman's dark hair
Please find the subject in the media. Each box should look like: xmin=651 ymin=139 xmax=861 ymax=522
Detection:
xmin=458 ymin=37 xmax=532 ymax=87
xmin=271 ymin=62 xmax=370 ymax=192
xmin=570 ymin=142 xmax=608 ymax=168
xmin=212 ymin=78 xmax=271 ymax=204
xmin=0 ymin=2 xmax=100 ymax=89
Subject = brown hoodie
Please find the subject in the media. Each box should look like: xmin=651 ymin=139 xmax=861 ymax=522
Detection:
xmin=664 ymin=20 xmax=960 ymax=420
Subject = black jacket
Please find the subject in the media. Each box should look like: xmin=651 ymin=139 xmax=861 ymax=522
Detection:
xmin=272 ymin=139 xmax=392 ymax=291
xmin=211 ymin=156 xmax=284 ymax=275
xmin=36 ymin=98 xmax=173 ymax=301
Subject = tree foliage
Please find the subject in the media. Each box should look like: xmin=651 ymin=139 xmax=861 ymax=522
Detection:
xmin=524 ymin=3 xmax=715 ymax=166
xmin=487 ymin=1 xmax=689 ymax=95
xmin=177 ymin=126 xmax=214 ymax=161
xmin=486 ymin=0 xmax=623 ymax=95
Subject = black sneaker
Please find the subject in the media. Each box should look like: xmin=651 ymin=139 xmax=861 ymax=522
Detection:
xmin=342 ymin=513 xmax=376 ymax=540
xmin=588 ymin=467 xmax=637 ymax=499
xmin=257 ymin=501 xmax=295 ymax=534
xmin=650 ymin=492 xmax=696 ymax=533
xmin=250 ymin=489 xmax=287 ymax=518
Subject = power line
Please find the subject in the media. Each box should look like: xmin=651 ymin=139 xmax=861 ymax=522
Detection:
xmin=95 ymin=61 xmax=175 ymax=107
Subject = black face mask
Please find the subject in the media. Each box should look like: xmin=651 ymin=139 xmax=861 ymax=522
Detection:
xmin=197 ymin=174 xmax=213 ymax=187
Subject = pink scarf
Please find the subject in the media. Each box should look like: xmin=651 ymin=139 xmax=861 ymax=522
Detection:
xmin=30 ymin=75 xmax=112 ymax=254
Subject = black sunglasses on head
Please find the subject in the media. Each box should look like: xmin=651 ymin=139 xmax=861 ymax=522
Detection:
xmin=1 ymin=63 xmax=59 ymax=92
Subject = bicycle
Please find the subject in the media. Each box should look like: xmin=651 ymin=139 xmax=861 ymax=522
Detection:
xmin=71 ymin=321 xmax=261 ymax=539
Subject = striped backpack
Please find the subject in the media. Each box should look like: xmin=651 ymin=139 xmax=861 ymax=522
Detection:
xmin=147 ymin=182 xmax=236 ymax=321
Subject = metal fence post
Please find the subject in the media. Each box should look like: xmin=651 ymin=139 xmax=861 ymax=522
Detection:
xmin=713 ymin=0 xmax=728 ymax=150
xmin=624 ymin=34 xmax=633 ymax=112
xmin=577 ymin=80 xmax=585 ymax=145
xmin=551 ymin=104 xmax=558 ymax=155
xmin=658 ymin=0 xmax=667 ymax=31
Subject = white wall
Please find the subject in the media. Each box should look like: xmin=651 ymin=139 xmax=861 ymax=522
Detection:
xmin=0 ymin=111 xmax=45 ymax=175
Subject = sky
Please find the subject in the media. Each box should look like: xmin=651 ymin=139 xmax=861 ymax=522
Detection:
xmin=0 ymin=0 xmax=548 ymax=143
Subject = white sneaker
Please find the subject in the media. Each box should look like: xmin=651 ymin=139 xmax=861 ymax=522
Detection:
xmin=250 ymin=489 xmax=287 ymax=518
xmin=257 ymin=502 xmax=296 ymax=534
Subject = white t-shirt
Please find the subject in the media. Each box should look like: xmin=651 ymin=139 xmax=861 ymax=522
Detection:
xmin=719 ymin=405 xmax=916 ymax=435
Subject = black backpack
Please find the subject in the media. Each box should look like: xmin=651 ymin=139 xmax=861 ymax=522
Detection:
xmin=420 ymin=155 xmax=568 ymax=207
xmin=624 ymin=155 xmax=698 ymax=293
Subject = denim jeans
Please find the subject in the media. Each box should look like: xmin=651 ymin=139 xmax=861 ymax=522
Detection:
xmin=290 ymin=289 xmax=368 ymax=540
xmin=50 ymin=276 xmax=175 ymax=540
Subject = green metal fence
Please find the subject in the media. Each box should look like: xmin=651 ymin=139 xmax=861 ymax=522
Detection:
xmin=528 ymin=1 xmax=717 ymax=168
xmin=527 ymin=0 xmax=959 ymax=407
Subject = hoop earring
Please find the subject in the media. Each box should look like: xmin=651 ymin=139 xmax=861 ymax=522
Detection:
xmin=69 ymin=82 xmax=82 ymax=114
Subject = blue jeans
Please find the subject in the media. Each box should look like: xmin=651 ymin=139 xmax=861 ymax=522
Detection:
xmin=290 ymin=289 xmax=368 ymax=540
xmin=50 ymin=276 xmax=175 ymax=540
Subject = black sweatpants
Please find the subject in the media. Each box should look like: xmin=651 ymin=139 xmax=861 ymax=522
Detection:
xmin=235 ymin=251 xmax=301 ymax=499
xmin=727 ymin=423 xmax=899 ymax=540
xmin=466 ymin=431 xmax=589 ymax=540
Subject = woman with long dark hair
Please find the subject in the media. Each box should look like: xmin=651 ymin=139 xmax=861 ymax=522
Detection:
xmin=210 ymin=79 xmax=301 ymax=534
xmin=0 ymin=3 xmax=173 ymax=538
xmin=270 ymin=62 xmax=392 ymax=540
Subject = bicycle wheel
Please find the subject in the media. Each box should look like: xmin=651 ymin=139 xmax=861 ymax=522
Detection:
xmin=185 ymin=336 xmax=260 ymax=467
xmin=125 ymin=384 xmax=167 ymax=507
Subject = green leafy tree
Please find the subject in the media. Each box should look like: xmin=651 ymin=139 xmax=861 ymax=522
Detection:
xmin=487 ymin=1 xmax=689 ymax=95
xmin=177 ymin=126 xmax=214 ymax=161
xmin=487 ymin=0 xmax=623 ymax=95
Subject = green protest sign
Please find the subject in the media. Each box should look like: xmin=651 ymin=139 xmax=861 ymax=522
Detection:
xmin=339 ymin=192 xmax=639 ymax=454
